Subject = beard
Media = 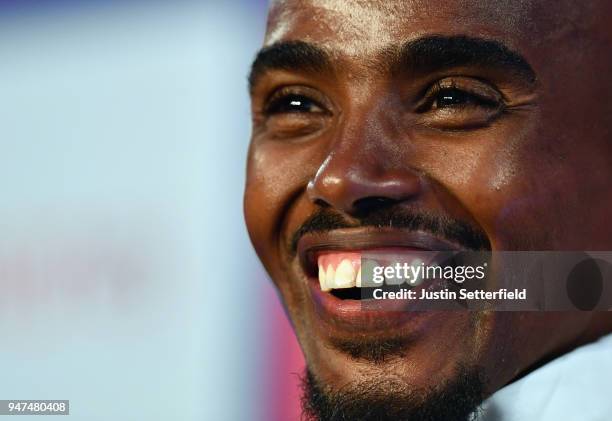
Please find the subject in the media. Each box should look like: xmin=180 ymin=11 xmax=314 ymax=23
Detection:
xmin=301 ymin=364 xmax=485 ymax=421
xmin=291 ymin=196 xmax=492 ymax=420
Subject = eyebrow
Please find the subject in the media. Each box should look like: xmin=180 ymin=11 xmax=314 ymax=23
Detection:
xmin=394 ymin=35 xmax=536 ymax=84
xmin=248 ymin=35 xmax=536 ymax=92
xmin=248 ymin=40 xmax=332 ymax=92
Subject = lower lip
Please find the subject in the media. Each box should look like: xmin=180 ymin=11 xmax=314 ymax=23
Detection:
xmin=307 ymin=275 xmax=441 ymax=333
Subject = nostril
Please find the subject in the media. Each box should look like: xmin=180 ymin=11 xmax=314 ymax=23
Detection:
xmin=352 ymin=196 xmax=398 ymax=217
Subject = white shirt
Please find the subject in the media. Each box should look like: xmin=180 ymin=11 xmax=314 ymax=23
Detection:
xmin=477 ymin=333 xmax=612 ymax=421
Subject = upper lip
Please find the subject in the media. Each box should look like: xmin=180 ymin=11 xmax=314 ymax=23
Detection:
xmin=297 ymin=227 xmax=466 ymax=277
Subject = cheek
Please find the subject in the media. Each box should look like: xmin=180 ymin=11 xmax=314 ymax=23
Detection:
xmin=244 ymin=141 xmax=318 ymax=266
xmin=414 ymin=116 xmax=542 ymax=249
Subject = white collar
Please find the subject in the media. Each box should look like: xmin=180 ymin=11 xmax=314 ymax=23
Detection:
xmin=476 ymin=333 xmax=612 ymax=421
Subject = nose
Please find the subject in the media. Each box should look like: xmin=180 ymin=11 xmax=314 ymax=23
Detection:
xmin=306 ymin=133 xmax=423 ymax=217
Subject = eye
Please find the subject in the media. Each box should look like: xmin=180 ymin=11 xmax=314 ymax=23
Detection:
xmin=256 ymin=86 xmax=332 ymax=140
xmin=416 ymin=77 xmax=505 ymax=130
xmin=426 ymin=85 xmax=501 ymax=111
xmin=266 ymin=93 xmax=326 ymax=115
xmin=433 ymin=88 xmax=494 ymax=109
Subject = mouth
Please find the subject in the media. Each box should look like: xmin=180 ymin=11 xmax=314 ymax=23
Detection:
xmin=296 ymin=227 xmax=467 ymax=332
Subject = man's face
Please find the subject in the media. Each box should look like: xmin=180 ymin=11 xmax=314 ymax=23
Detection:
xmin=245 ymin=0 xmax=612 ymax=418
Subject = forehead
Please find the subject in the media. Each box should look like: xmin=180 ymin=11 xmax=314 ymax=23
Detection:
xmin=264 ymin=0 xmax=612 ymax=73
xmin=266 ymin=0 xmax=540 ymax=53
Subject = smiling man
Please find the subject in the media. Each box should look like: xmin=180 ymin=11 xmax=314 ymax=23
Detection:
xmin=244 ymin=1 xmax=612 ymax=420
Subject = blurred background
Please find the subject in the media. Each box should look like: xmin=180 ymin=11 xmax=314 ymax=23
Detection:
xmin=0 ymin=1 xmax=303 ymax=420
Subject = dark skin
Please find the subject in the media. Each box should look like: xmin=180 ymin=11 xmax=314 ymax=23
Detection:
xmin=245 ymin=0 xmax=612 ymax=405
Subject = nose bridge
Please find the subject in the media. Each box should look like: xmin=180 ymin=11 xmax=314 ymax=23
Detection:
xmin=330 ymin=108 xmax=386 ymax=175
xmin=307 ymin=100 xmax=422 ymax=214
xmin=333 ymin=91 xmax=402 ymax=170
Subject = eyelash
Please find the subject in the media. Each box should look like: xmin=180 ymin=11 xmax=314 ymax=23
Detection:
xmin=262 ymin=80 xmax=504 ymax=117
xmin=264 ymin=87 xmax=328 ymax=115
xmin=418 ymin=80 xmax=503 ymax=112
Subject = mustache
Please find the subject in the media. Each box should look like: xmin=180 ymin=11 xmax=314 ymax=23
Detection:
xmin=289 ymin=207 xmax=491 ymax=255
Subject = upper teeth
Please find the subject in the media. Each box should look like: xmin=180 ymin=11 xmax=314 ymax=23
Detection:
xmin=317 ymin=252 xmax=430 ymax=291
xmin=319 ymin=259 xmax=358 ymax=290
xmin=410 ymin=258 xmax=424 ymax=286
xmin=335 ymin=259 xmax=356 ymax=288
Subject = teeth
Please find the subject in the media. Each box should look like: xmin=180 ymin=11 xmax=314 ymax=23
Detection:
xmin=326 ymin=264 xmax=336 ymax=289
xmin=361 ymin=259 xmax=381 ymax=287
xmin=385 ymin=261 xmax=404 ymax=286
xmin=411 ymin=258 xmax=424 ymax=286
xmin=315 ymin=253 xmax=430 ymax=292
xmin=319 ymin=264 xmax=331 ymax=291
xmin=333 ymin=259 xmax=356 ymax=289
xmin=316 ymin=258 xmax=358 ymax=291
